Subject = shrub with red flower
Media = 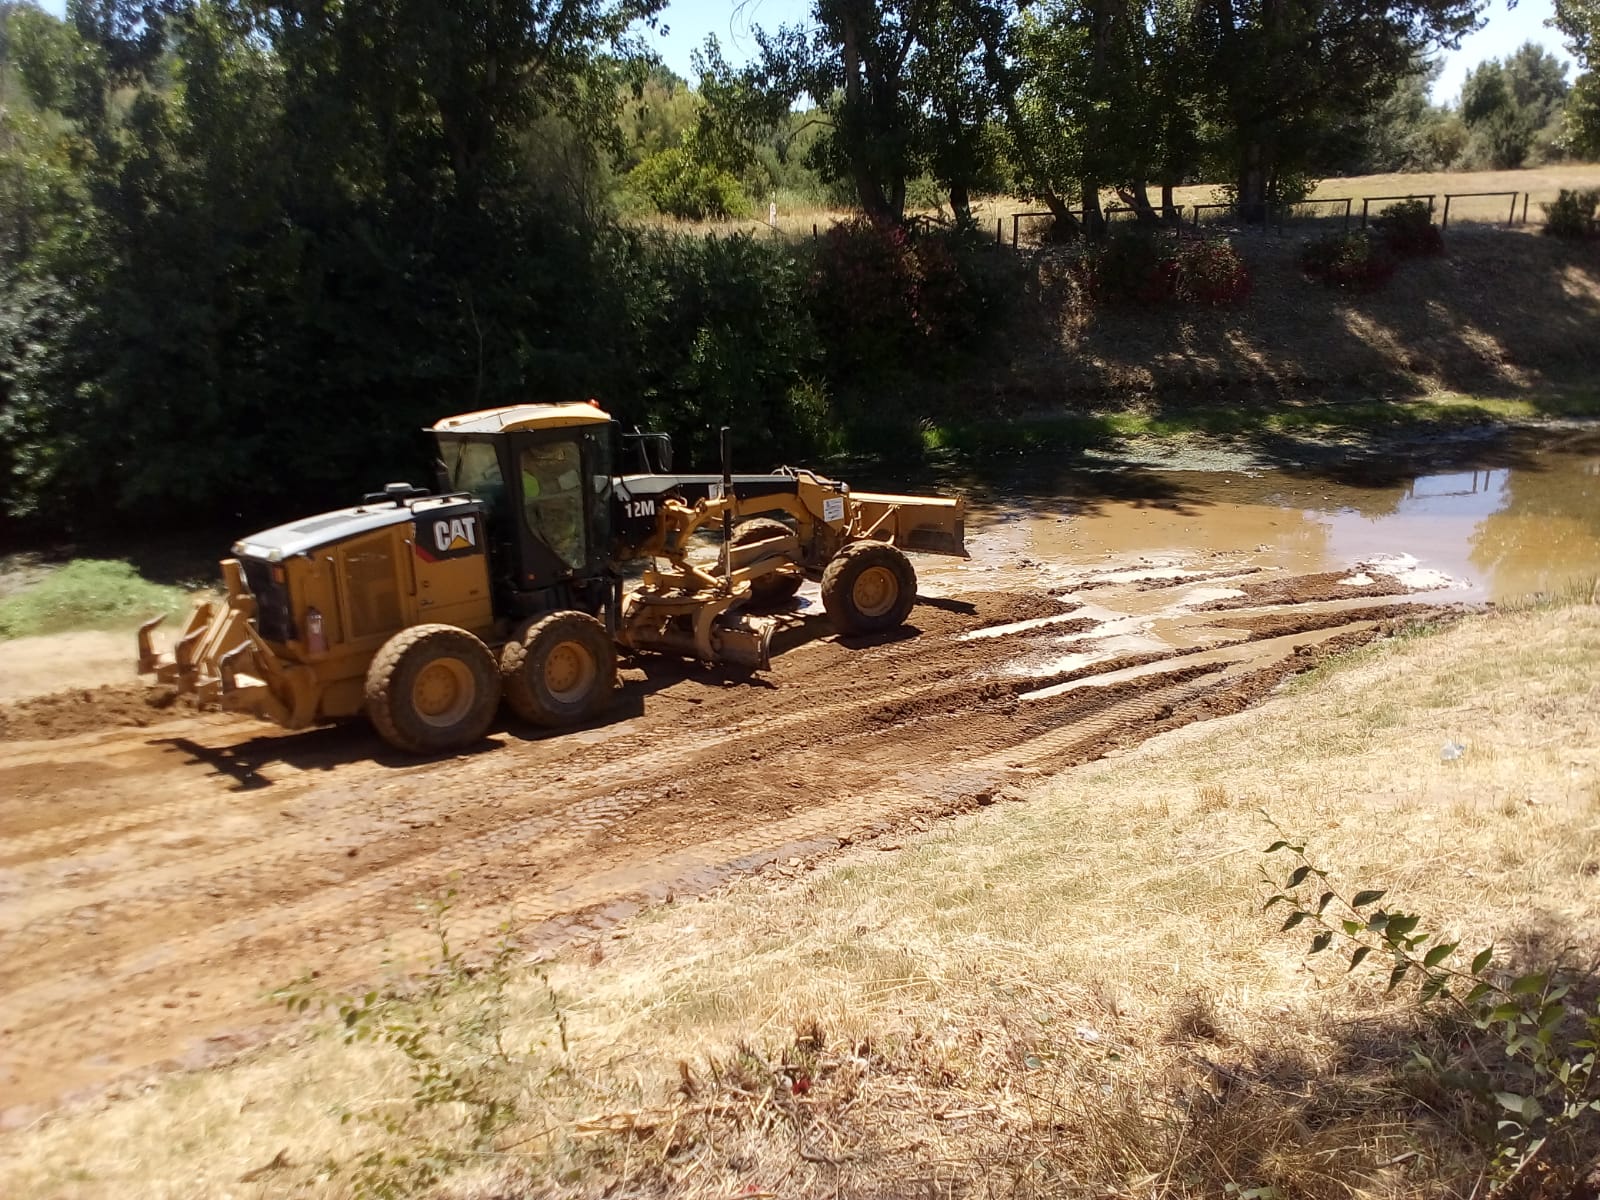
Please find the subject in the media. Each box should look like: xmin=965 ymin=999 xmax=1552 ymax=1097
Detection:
xmin=1175 ymin=237 xmax=1252 ymax=306
xmin=806 ymin=219 xmax=1012 ymax=375
xmin=1071 ymin=231 xmax=1250 ymax=309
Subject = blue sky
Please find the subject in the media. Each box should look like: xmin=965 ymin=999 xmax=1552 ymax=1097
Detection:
xmin=35 ymin=0 xmax=1582 ymax=106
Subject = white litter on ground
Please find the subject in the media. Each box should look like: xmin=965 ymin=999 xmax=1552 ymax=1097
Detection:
xmin=1357 ymin=553 xmax=1461 ymax=591
xmin=1173 ymin=585 xmax=1248 ymax=606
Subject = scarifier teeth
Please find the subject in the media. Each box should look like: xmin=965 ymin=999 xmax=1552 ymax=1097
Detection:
xmin=712 ymin=614 xmax=775 ymax=672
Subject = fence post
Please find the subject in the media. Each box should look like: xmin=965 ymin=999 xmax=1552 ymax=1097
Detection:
xmin=1360 ymin=197 xmax=1371 ymax=230
xmin=1442 ymin=195 xmax=1452 ymax=232
xmin=1521 ymin=193 xmax=1530 ymax=226
xmin=996 ymin=217 xmax=1002 ymax=245
xmin=812 ymin=223 xmax=818 ymax=241
xmin=1508 ymin=193 xmax=1517 ymax=228
xmin=1343 ymin=198 xmax=1352 ymax=232
xmin=1012 ymin=212 xmax=1020 ymax=249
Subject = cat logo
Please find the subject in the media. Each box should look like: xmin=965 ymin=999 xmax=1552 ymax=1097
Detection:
xmin=414 ymin=513 xmax=481 ymax=562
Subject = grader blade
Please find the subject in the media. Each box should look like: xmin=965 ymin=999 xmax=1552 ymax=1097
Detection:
xmin=849 ymin=492 xmax=967 ymax=558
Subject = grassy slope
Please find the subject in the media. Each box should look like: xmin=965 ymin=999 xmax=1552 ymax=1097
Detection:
xmin=6 ymin=601 xmax=1598 ymax=1198
xmin=1013 ymin=229 xmax=1600 ymax=401
xmin=0 ymin=560 xmax=190 ymax=640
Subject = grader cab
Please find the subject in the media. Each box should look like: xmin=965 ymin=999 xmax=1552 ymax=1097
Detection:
xmin=139 ymin=402 xmax=966 ymax=754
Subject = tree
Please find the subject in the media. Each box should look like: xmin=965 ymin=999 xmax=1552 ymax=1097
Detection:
xmin=754 ymin=0 xmax=930 ymax=223
xmin=1459 ymin=43 xmax=1568 ymax=167
xmin=2 ymin=0 xmax=666 ymax=521
xmin=1553 ymin=0 xmax=1600 ymax=155
xmin=1012 ymin=0 xmax=1156 ymax=235
xmin=1197 ymin=0 xmax=1482 ymax=222
xmin=1354 ymin=58 xmax=1464 ymax=172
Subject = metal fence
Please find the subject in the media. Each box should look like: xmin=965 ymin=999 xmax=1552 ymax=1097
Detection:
xmin=1001 ymin=189 xmax=1563 ymax=250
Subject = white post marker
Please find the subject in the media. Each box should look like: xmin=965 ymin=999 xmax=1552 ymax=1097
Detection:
xmin=768 ymin=199 xmax=778 ymax=228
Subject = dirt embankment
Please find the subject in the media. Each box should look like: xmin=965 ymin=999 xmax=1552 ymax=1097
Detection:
xmin=1013 ymin=231 xmax=1600 ymax=407
xmin=0 ymin=554 xmax=1456 ymax=1124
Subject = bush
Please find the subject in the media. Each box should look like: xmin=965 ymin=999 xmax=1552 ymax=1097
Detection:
xmin=1542 ymin=189 xmax=1600 ymax=240
xmin=609 ymin=230 xmax=821 ymax=466
xmin=1066 ymin=230 xmax=1176 ymax=306
xmin=1300 ymin=231 xmax=1397 ymax=292
xmin=626 ymin=148 xmax=754 ymax=221
xmin=1174 ymin=237 xmax=1252 ymax=306
xmin=1373 ymin=199 xmax=1443 ymax=258
xmin=807 ymin=219 xmax=1015 ymax=377
xmin=1071 ymin=231 xmax=1250 ymax=308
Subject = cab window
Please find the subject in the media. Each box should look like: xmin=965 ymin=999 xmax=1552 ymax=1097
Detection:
xmin=520 ymin=440 xmax=586 ymax=569
xmin=442 ymin=439 xmax=507 ymax=520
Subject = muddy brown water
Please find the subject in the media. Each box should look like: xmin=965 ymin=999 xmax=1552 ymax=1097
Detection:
xmin=941 ymin=428 xmax=1600 ymax=607
xmin=1 ymin=430 xmax=1596 ymax=1122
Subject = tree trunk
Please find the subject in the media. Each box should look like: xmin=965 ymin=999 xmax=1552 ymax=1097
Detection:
xmin=1124 ymin=181 xmax=1160 ymax=224
xmin=840 ymin=6 xmax=893 ymax=223
xmin=1082 ymin=181 xmax=1105 ymax=239
xmin=1237 ymin=142 xmax=1268 ymax=224
xmin=949 ymin=179 xmax=972 ymax=227
xmin=1161 ymin=182 xmax=1181 ymax=224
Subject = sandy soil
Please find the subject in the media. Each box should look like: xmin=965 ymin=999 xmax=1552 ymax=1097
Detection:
xmin=0 ymin=633 xmax=151 ymax=706
xmin=0 ymin=547 xmax=1453 ymax=1125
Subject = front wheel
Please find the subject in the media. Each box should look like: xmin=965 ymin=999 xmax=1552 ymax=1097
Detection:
xmin=501 ymin=610 xmax=617 ymax=728
xmin=365 ymin=624 xmax=502 ymax=754
xmin=820 ymin=541 xmax=917 ymax=635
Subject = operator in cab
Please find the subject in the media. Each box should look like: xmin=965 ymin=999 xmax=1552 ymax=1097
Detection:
xmin=520 ymin=441 xmax=585 ymax=569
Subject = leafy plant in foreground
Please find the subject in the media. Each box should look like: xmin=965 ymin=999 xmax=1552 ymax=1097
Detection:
xmin=273 ymin=892 xmax=567 ymax=1200
xmin=1261 ymin=827 xmax=1600 ymax=1192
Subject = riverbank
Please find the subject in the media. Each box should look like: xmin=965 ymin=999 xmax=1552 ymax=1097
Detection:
xmin=874 ymin=226 xmax=1600 ymax=468
xmin=4 ymin=596 xmax=1596 ymax=1198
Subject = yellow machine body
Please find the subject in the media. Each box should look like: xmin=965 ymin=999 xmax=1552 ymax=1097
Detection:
xmin=139 ymin=401 xmax=966 ymax=736
xmin=139 ymin=493 xmax=495 ymax=728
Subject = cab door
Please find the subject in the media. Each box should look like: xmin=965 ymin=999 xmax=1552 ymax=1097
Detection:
xmin=506 ymin=426 xmax=613 ymax=588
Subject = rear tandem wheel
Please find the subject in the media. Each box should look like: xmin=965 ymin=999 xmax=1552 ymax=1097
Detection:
xmin=365 ymin=624 xmax=502 ymax=754
xmin=501 ymin=610 xmax=618 ymax=728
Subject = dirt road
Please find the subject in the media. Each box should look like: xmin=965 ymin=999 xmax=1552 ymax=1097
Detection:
xmin=0 ymin=537 xmax=1450 ymax=1123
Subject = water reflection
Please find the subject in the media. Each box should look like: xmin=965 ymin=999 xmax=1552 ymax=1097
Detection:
xmin=1021 ymin=440 xmax=1600 ymax=603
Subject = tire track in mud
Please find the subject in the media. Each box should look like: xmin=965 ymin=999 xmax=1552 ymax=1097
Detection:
xmin=0 ymin=576 xmax=1453 ymax=1116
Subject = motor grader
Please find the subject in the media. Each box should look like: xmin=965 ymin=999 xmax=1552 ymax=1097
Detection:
xmin=139 ymin=401 xmax=966 ymax=754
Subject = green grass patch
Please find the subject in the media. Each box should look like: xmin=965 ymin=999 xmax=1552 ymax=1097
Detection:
xmin=0 ymin=560 xmax=190 ymax=640
xmin=918 ymin=412 xmax=1131 ymax=456
xmin=918 ymin=389 xmax=1600 ymax=458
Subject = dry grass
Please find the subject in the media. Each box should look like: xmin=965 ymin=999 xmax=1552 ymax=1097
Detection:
xmin=975 ymin=165 xmax=1600 ymax=234
xmin=635 ymin=165 xmax=1600 ymax=242
xmin=4 ymin=604 xmax=1600 ymax=1198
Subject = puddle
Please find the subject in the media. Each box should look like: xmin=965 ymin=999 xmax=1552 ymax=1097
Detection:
xmin=939 ymin=432 xmax=1600 ymax=605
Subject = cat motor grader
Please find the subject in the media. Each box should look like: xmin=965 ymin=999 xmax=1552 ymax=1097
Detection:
xmin=138 ymin=401 xmax=967 ymax=754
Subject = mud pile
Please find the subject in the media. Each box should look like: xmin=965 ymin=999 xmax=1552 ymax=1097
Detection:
xmin=0 ymin=684 xmax=179 ymax=741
